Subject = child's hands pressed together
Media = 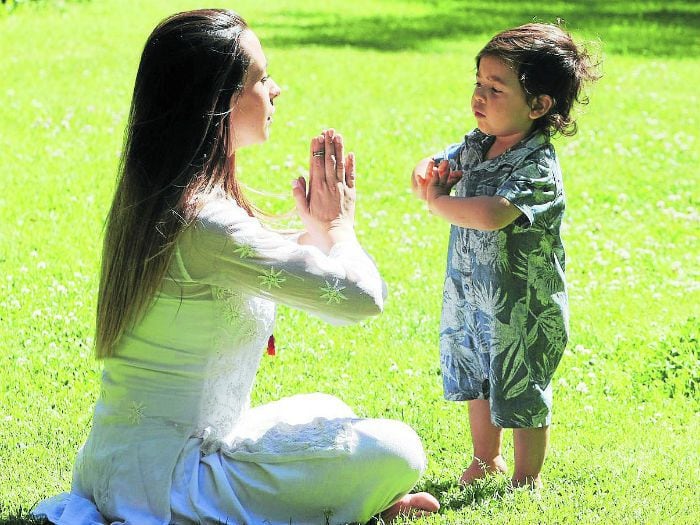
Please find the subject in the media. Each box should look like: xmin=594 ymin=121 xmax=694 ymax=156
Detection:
xmin=424 ymin=159 xmax=463 ymax=204
xmin=411 ymin=158 xmax=462 ymax=203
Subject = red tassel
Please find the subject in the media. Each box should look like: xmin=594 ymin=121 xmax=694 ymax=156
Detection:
xmin=266 ymin=334 xmax=276 ymax=356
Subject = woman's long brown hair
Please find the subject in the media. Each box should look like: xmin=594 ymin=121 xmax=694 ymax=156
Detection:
xmin=96 ymin=9 xmax=257 ymax=358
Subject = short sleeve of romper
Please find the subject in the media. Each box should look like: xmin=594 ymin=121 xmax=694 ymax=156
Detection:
xmin=439 ymin=130 xmax=569 ymax=429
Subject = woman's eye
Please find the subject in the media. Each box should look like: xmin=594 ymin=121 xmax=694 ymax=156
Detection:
xmin=261 ymin=75 xmax=270 ymax=84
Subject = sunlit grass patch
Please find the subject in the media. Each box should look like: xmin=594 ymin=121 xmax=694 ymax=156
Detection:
xmin=1 ymin=1 xmax=699 ymax=524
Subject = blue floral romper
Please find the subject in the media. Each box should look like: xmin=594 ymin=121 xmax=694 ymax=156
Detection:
xmin=436 ymin=129 xmax=569 ymax=428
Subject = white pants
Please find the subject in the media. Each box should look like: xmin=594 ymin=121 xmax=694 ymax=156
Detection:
xmin=170 ymin=394 xmax=427 ymax=525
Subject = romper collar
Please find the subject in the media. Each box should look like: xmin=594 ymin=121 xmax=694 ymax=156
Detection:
xmin=466 ymin=128 xmax=549 ymax=166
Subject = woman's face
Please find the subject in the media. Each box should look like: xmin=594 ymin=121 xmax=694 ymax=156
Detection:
xmin=229 ymin=30 xmax=281 ymax=151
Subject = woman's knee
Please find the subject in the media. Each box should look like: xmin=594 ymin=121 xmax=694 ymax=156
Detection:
xmin=353 ymin=419 xmax=427 ymax=481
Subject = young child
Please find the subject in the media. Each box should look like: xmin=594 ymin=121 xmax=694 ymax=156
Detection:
xmin=411 ymin=23 xmax=599 ymax=488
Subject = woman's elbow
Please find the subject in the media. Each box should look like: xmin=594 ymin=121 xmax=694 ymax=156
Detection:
xmin=349 ymin=293 xmax=384 ymax=320
xmin=329 ymin=290 xmax=384 ymax=325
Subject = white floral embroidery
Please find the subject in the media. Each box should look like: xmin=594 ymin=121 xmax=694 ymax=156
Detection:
xmin=199 ymin=292 xmax=275 ymax=452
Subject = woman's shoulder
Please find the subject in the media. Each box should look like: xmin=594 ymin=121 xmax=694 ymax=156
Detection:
xmin=191 ymin=193 xmax=255 ymax=232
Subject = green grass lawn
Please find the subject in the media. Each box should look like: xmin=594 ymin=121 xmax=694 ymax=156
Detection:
xmin=1 ymin=0 xmax=698 ymax=523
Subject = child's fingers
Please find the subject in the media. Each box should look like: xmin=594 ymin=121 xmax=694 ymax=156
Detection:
xmin=411 ymin=171 xmax=422 ymax=189
xmin=423 ymin=159 xmax=436 ymax=179
xmin=438 ymin=164 xmax=450 ymax=185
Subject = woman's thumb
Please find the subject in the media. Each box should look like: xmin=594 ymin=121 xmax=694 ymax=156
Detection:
xmin=292 ymin=177 xmax=309 ymax=216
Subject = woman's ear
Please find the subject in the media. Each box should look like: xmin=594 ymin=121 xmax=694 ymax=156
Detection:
xmin=528 ymin=95 xmax=554 ymax=120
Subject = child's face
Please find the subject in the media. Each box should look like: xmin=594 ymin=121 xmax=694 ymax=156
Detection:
xmin=471 ymin=55 xmax=535 ymax=140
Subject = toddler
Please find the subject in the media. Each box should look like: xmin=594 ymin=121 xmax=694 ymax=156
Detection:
xmin=411 ymin=22 xmax=600 ymax=488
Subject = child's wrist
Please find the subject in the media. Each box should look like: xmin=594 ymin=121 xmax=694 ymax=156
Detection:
xmin=427 ymin=194 xmax=445 ymax=212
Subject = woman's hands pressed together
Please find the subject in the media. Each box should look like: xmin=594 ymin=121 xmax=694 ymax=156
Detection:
xmin=293 ymin=129 xmax=357 ymax=253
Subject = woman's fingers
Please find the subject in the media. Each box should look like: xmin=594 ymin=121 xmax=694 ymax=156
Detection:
xmin=333 ymin=134 xmax=345 ymax=182
xmin=309 ymin=134 xmax=325 ymax=192
xmin=345 ymin=152 xmax=356 ymax=188
xmin=292 ymin=176 xmax=309 ymax=217
xmin=324 ymin=129 xmax=337 ymax=185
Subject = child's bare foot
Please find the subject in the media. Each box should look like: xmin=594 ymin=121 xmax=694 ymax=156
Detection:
xmin=459 ymin=455 xmax=508 ymax=485
xmin=380 ymin=492 xmax=440 ymax=522
xmin=511 ymin=475 xmax=543 ymax=490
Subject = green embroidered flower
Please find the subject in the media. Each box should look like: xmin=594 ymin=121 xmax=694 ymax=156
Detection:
xmin=234 ymin=244 xmax=256 ymax=259
xmin=223 ymin=301 xmax=242 ymax=324
xmin=259 ymin=267 xmax=286 ymax=290
xmin=320 ymin=280 xmax=347 ymax=304
xmin=127 ymin=401 xmax=146 ymax=425
xmin=215 ymin=287 xmax=233 ymax=300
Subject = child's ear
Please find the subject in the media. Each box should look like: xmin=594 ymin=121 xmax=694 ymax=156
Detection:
xmin=528 ymin=95 xmax=554 ymax=119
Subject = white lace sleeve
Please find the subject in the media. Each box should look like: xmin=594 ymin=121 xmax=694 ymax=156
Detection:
xmin=178 ymin=198 xmax=387 ymax=325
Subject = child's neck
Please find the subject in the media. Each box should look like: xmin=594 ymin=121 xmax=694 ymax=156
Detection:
xmin=486 ymin=130 xmax=533 ymax=160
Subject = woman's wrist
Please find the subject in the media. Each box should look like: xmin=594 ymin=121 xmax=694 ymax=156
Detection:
xmin=297 ymin=225 xmax=357 ymax=254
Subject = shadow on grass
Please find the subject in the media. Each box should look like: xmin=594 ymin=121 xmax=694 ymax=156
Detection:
xmin=259 ymin=0 xmax=700 ymax=57
xmin=0 ymin=508 xmax=49 ymax=525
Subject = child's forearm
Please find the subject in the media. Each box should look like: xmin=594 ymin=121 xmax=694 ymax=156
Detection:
xmin=428 ymin=195 xmax=522 ymax=231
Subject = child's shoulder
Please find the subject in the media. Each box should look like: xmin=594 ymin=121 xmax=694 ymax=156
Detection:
xmin=508 ymin=132 xmax=557 ymax=168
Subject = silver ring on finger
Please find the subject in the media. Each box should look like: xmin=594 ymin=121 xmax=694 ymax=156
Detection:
xmin=312 ymin=150 xmax=325 ymax=157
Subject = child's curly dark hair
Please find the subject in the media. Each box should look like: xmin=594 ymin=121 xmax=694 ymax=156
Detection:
xmin=477 ymin=22 xmax=601 ymax=137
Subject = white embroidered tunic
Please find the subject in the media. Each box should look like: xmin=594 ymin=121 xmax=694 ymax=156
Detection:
xmin=34 ymin=195 xmax=410 ymax=525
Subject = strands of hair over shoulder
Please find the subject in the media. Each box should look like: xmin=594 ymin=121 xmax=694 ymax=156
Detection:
xmin=477 ymin=22 xmax=602 ymax=137
xmin=96 ymin=9 xmax=257 ymax=358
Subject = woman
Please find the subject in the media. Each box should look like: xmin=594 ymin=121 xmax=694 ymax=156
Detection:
xmin=33 ymin=8 xmax=439 ymax=525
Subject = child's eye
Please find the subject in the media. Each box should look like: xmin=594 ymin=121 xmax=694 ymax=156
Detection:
xmin=491 ymin=87 xmax=502 ymax=94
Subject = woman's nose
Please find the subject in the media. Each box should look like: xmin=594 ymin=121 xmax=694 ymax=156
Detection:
xmin=270 ymin=79 xmax=281 ymax=99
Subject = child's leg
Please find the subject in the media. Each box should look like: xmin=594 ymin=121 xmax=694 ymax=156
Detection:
xmin=460 ymin=399 xmax=508 ymax=484
xmin=512 ymin=426 xmax=549 ymax=488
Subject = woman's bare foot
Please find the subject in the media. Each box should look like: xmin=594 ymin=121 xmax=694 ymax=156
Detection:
xmin=459 ymin=455 xmax=508 ymax=485
xmin=380 ymin=492 xmax=440 ymax=522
